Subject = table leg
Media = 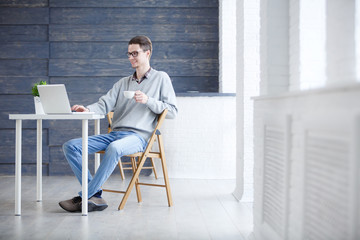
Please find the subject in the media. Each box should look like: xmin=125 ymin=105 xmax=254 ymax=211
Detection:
xmin=94 ymin=119 xmax=100 ymax=173
xmin=36 ymin=119 xmax=42 ymax=202
xmin=82 ymin=119 xmax=88 ymax=216
xmin=15 ymin=119 xmax=22 ymax=216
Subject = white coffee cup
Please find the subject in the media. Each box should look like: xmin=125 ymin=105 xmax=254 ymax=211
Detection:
xmin=124 ymin=91 xmax=135 ymax=99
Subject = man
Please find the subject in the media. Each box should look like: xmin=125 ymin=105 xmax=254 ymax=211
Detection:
xmin=59 ymin=35 xmax=178 ymax=212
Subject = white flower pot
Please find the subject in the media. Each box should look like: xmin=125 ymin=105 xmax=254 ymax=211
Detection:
xmin=34 ymin=96 xmax=45 ymax=114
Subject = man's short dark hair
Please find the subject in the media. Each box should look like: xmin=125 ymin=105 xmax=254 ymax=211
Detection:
xmin=129 ymin=35 xmax=152 ymax=59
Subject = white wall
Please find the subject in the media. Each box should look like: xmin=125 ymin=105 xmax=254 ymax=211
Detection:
xmin=357 ymin=0 xmax=360 ymax=81
xmin=243 ymin=0 xmax=260 ymax=202
xmin=234 ymin=0 xmax=261 ymax=202
xmin=160 ymin=96 xmax=236 ymax=179
xmin=260 ymin=0 xmax=289 ymax=95
xmin=327 ymin=0 xmax=357 ymax=85
xmin=299 ymin=0 xmax=326 ymax=90
xmin=219 ymin=0 xmax=237 ymax=93
xmin=289 ymin=0 xmax=326 ymax=91
xmin=234 ymin=0 xmax=245 ymax=201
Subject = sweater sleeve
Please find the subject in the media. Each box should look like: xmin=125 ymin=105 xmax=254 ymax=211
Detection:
xmin=86 ymin=80 xmax=121 ymax=114
xmin=146 ymin=73 xmax=178 ymax=119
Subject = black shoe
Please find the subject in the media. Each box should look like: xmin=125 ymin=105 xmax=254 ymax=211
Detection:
xmin=59 ymin=196 xmax=82 ymax=212
xmin=88 ymin=196 xmax=108 ymax=212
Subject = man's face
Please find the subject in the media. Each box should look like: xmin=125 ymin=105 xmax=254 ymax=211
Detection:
xmin=128 ymin=44 xmax=150 ymax=69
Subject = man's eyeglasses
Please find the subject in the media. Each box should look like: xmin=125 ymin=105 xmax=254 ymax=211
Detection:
xmin=126 ymin=50 xmax=145 ymax=58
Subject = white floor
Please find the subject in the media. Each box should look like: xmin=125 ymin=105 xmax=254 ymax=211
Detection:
xmin=0 ymin=175 xmax=253 ymax=240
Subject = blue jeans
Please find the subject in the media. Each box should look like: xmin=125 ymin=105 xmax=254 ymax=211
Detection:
xmin=62 ymin=131 xmax=147 ymax=199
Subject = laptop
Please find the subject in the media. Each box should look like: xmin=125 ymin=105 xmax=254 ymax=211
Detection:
xmin=37 ymin=84 xmax=94 ymax=114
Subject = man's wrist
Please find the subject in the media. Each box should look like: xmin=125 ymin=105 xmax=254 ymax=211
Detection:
xmin=146 ymin=96 xmax=154 ymax=106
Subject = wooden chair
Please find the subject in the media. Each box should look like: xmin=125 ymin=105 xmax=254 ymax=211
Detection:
xmin=97 ymin=112 xmax=158 ymax=180
xmin=98 ymin=109 xmax=172 ymax=210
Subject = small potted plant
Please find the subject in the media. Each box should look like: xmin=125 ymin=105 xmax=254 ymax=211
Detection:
xmin=31 ymin=81 xmax=47 ymax=114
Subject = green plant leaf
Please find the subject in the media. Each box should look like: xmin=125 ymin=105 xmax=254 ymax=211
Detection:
xmin=31 ymin=81 xmax=47 ymax=97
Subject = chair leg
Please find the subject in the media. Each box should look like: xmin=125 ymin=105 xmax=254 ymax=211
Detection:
xmin=131 ymin=157 xmax=142 ymax=203
xmin=118 ymin=153 xmax=149 ymax=210
xmin=118 ymin=159 xmax=125 ymax=180
xmin=158 ymin=135 xmax=173 ymax=207
xmin=150 ymin=157 xmax=158 ymax=179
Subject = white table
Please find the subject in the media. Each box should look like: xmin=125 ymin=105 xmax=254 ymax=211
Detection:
xmin=9 ymin=114 xmax=104 ymax=216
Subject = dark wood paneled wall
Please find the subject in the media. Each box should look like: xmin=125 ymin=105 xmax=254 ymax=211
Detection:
xmin=0 ymin=0 xmax=219 ymax=175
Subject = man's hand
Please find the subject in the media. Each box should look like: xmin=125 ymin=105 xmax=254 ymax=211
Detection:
xmin=71 ymin=105 xmax=89 ymax=112
xmin=134 ymin=90 xmax=148 ymax=104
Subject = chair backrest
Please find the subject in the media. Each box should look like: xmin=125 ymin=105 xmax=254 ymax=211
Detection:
xmin=105 ymin=109 xmax=168 ymax=135
xmin=142 ymin=109 xmax=168 ymax=155
xmin=149 ymin=109 xmax=168 ymax=137
xmin=106 ymin=112 xmax=114 ymax=133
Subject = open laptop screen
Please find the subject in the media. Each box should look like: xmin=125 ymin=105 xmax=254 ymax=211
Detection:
xmin=38 ymin=84 xmax=72 ymax=114
xmin=38 ymin=84 xmax=95 ymax=114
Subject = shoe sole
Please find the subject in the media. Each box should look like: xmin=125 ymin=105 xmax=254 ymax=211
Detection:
xmin=58 ymin=202 xmax=81 ymax=212
xmin=88 ymin=202 xmax=108 ymax=212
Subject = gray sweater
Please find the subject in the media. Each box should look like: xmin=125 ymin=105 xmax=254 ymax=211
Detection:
xmin=87 ymin=69 xmax=178 ymax=140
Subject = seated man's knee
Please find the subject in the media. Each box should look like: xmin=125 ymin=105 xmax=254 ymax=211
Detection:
xmin=63 ymin=139 xmax=80 ymax=153
xmin=106 ymin=142 xmax=123 ymax=156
